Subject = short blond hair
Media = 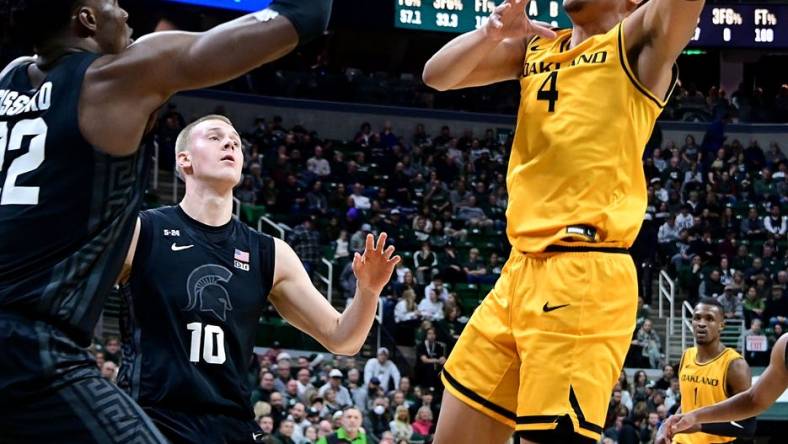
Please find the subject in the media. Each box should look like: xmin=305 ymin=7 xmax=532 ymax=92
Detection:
xmin=174 ymin=114 xmax=233 ymax=180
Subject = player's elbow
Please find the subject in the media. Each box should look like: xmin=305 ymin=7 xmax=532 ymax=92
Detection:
xmin=324 ymin=339 xmax=362 ymax=356
xmin=422 ymin=65 xmax=451 ymax=92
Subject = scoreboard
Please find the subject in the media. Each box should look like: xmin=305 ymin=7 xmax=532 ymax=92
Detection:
xmin=396 ymin=0 xmax=570 ymax=32
xmin=394 ymin=1 xmax=788 ymax=48
xmin=693 ymin=5 xmax=787 ymax=48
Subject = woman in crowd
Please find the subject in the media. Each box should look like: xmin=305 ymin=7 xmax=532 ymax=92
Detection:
xmin=411 ymin=406 xmax=434 ymax=438
xmin=389 ymin=405 xmax=414 ymax=442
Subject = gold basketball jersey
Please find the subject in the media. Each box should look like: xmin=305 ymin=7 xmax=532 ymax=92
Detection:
xmin=508 ymin=22 xmax=676 ymax=253
xmin=675 ymin=347 xmax=744 ymax=444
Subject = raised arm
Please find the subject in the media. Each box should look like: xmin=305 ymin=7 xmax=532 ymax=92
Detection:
xmin=623 ymin=0 xmax=705 ymax=100
xmin=666 ymin=336 xmax=788 ymax=440
xmin=268 ymin=234 xmax=400 ymax=356
xmin=422 ymin=0 xmax=555 ymax=91
xmin=82 ymin=0 xmax=331 ymax=156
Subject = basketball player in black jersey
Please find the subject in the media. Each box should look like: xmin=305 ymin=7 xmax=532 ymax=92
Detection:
xmin=0 ymin=1 xmax=331 ymax=442
xmin=115 ymin=114 xmax=402 ymax=444
xmin=665 ymin=334 xmax=788 ymax=441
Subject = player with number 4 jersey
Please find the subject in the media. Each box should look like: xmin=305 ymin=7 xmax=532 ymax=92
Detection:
xmin=117 ymin=115 xmax=401 ymax=444
xmin=423 ymin=1 xmax=703 ymax=443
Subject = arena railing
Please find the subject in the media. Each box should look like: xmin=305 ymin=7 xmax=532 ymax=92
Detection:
xmin=257 ymin=215 xmax=287 ymax=240
xmin=659 ymin=270 xmax=677 ymax=360
xmin=681 ymin=300 xmax=694 ymax=351
xmin=318 ymin=258 xmax=334 ymax=305
xmin=232 ymin=197 xmax=240 ymax=220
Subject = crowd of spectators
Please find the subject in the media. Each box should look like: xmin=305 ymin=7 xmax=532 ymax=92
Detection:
xmin=113 ymin=105 xmax=788 ymax=442
xmin=242 ymin=62 xmax=788 ymax=124
xmin=636 ymin=128 xmax=788 ymax=368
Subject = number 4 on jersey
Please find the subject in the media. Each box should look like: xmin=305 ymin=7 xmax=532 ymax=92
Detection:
xmin=537 ymin=72 xmax=559 ymax=112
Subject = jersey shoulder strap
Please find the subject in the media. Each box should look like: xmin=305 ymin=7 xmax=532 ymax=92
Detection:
xmin=255 ymin=231 xmax=276 ymax=298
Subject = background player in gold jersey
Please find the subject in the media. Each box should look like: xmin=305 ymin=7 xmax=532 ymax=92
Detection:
xmin=423 ymin=0 xmax=705 ymax=443
xmin=662 ymin=299 xmax=758 ymax=443
xmin=665 ymin=335 xmax=788 ymax=440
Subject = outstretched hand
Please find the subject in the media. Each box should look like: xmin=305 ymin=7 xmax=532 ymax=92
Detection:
xmin=484 ymin=0 xmax=557 ymax=42
xmin=352 ymin=233 xmax=401 ymax=296
xmin=663 ymin=413 xmax=699 ymax=442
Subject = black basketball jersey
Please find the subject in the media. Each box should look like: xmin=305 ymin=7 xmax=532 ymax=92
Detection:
xmin=0 ymin=53 xmax=151 ymax=345
xmin=118 ymin=205 xmax=275 ymax=419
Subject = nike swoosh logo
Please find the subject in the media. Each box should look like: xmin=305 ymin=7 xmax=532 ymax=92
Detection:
xmin=530 ymin=46 xmax=539 ymax=52
xmin=543 ymin=302 xmax=570 ymax=312
xmin=171 ymin=243 xmax=194 ymax=252
xmin=252 ymin=432 xmax=264 ymax=440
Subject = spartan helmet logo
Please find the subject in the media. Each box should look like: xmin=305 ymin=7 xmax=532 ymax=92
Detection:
xmin=184 ymin=264 xmax=234 ymax=321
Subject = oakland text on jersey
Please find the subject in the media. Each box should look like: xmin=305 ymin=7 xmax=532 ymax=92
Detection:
xmin=681 ymin=374 xmax=720 ymax=387
xmin=523 ymin=50 xmax=609 ymax=77
xmin=0 ymin=82 xmax=53 ymax=116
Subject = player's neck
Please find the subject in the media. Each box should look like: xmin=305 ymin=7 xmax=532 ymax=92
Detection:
xmin=696 ymin=340 xmax=726 ymax=363
xmin=35 ymin=37 xmax=99 ymax=70
xmin=570 ymin=15 xmax=624 ymax=49
xmin=180 ymin=183 xmax=233 ymax=227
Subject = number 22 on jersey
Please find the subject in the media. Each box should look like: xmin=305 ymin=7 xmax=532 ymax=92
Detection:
xmin=0 ymin=118 xmax=47 ymax=205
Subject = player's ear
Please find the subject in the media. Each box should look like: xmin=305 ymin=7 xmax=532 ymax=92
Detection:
xmin=74 ymin=5 xmax=99 ymax=37
xmin=177 ymin=150 xmax=193 ymax=175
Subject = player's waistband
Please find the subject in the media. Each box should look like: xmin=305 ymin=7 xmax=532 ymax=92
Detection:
xmin=519 ymin=245 xmax=630 ymax=255
xmin=545 ymin=245 xmax=629 ymax=254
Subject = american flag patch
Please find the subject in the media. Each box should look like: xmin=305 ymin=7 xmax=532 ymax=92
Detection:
xmin=234 ymin=249 xmax=249 ymax=263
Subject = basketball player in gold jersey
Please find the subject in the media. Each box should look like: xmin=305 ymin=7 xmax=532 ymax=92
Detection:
xmin=423 ymin=0 xmax=704 ymax=443
xmin=662 ymin=298 xmax=756 ymax=444
xmin=665 ymin=335 xmax=788 ymax=441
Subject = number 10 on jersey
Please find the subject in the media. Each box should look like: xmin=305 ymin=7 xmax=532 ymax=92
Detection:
xmin=187 ymin=322 xmax=226 ymax=364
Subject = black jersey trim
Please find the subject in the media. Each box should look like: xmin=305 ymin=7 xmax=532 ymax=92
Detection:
xmin=260 ymin=235 xmax=276 ymax=301
xmin=617 ymin=22 xmax=670 ymax=109
xmin=568 ymin=386 xmax=604 ymax=434
xmin=442 ymin=369 xmax=517 ymax=420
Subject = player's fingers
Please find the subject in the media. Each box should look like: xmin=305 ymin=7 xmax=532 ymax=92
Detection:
xmin=530 ymin=22 xmax=557 ymax=39
xmin=352 ymin=252 xmax=361 ymax=273
xmin=384 ymin=245 xmax=396 ymax=260
xmin=489 ymin=14 xmax=503 ymax=30
xmin=365 ymin=233 xmax=374 ymax=254
xmin=388 ymin=255 xmax=402 ymax=266
xmin=494 ymin=1 xmax=510 ymax=14
xmin=375 ymin=232 xmax=388 ymax=253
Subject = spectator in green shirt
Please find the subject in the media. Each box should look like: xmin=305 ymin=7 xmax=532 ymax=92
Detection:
xmin=316 ymin=407 xmax=367 ymax=444
xmin=743 ymin=286 xmax=765 ymax=327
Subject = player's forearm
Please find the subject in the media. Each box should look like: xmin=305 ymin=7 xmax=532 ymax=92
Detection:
xmin=422 ymin=29 xmax=499 ymax=91
xmin=173 ymin=16 xmax=298 ymax=91
xmin=694 ymin=389 xmax=771 ymax=425
xmin=154 ymin=0 xmax=332 ymax=94
xmin=330 ymin=287 xmax=380 ymax=355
